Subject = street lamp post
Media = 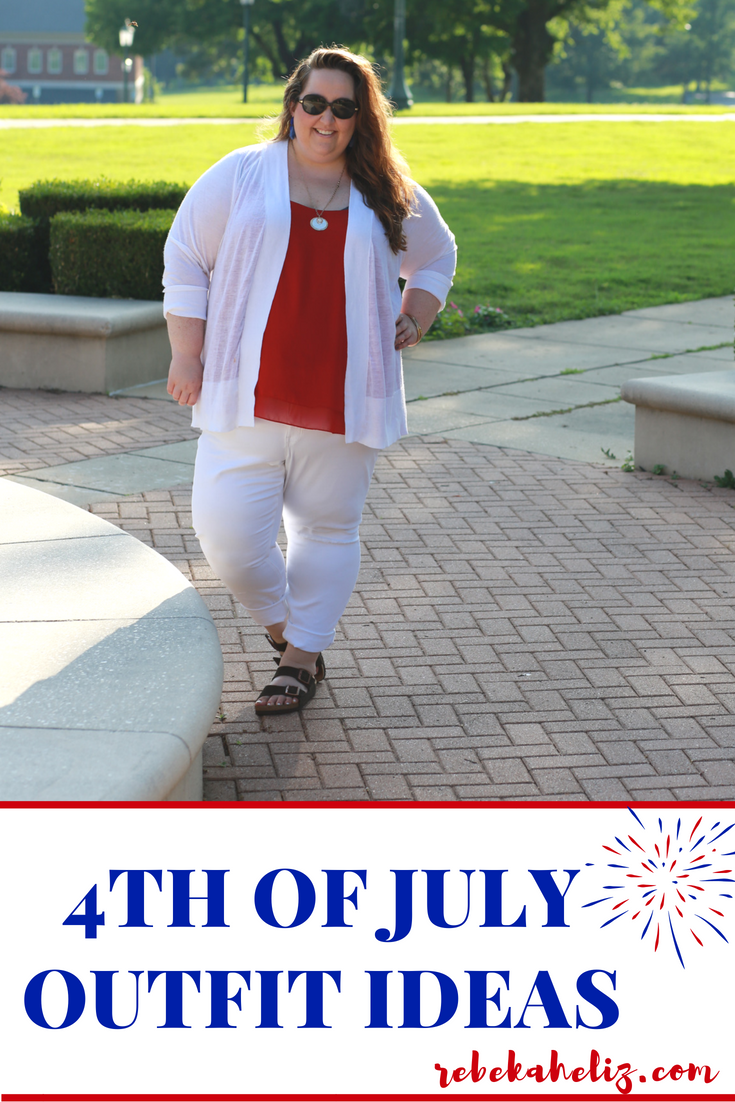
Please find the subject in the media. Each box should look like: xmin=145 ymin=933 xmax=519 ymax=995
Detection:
xmin=118 ymin=21 xmax=135 ymax=104
xmin=240 ymin=0 xmax=255 ymax=104
xmin=388 ymin=0 xmax=412 ymax=110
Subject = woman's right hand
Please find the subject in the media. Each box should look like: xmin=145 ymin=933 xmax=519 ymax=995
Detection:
xmin=167 ymin=355 xmax=204 ymax=406
xmin=165 ymin=314 xmax=206 ymax=406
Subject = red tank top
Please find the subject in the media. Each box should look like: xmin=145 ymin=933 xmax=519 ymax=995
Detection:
xmin=254 ymin=201 xmax=349 ymax=435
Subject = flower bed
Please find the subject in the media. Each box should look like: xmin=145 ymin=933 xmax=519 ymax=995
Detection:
xmin=427 ymin=301 xmax=512 ymax=340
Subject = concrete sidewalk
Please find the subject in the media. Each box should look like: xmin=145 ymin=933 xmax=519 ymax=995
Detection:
xmin=6 ymin=296 xmax=732 ymax=504
xmin=2 ymin=296 xmax=734 ymax=801
xmin=403 ymin=296 xmax=733 ymax=466
xmin=3 ymin=113 xmax=735 ymax=129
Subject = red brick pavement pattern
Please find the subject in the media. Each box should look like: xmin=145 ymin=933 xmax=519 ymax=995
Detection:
xmin=0 ymin=387 xmax=195 ymax=476
xmin=86 ymin=435 xmax=735 ymax=802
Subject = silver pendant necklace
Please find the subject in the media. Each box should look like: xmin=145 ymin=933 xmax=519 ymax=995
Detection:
xmin=291 ymin=145 xmax=346 ymax=231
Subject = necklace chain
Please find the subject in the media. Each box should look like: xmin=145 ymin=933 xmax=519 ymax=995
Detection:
xmin=290 ymin=144 xmax=346 ymax=229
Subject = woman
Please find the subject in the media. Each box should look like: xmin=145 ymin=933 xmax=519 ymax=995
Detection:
xmin=163 ymin=47 xmax=456 ymax=715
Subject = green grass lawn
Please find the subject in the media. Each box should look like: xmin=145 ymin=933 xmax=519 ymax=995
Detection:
xmin=1 ymin=86 xmax=731 ymax=119
xmin=0 ymin=84 xmax=283 ymax=119
xmin=403 ymin=122 xmax=735 ymax=322
xmin=1 ymin=119 xmax=734 ymax=324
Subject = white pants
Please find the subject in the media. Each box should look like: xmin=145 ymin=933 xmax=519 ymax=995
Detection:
xmin=192 ymin=420 xmax=379 ymax=652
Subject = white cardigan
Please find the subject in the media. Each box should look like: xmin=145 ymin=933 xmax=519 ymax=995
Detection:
xmin=162 ymin=139 xmax=457 ymax=449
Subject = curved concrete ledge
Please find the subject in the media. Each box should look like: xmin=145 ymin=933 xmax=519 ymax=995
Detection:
xmin=0 ymin=292 xmax=169 ymax=392
xmin=621 ymin=370 xmax=735 ymax=479
xmin=621 ymin=370 xmax=735 ymax=422
xmin=0 ymin=478 xmax=223 ymax=801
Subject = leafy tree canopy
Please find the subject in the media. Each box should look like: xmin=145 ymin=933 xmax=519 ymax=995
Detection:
xmin=85 ymin=0 xmax=709 ymax=104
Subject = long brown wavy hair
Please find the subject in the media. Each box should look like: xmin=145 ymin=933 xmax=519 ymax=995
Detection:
xmin=273 ymin=47 xmax=415 ymax=254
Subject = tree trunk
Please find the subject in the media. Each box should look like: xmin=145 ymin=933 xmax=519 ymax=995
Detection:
xmin=585 ymin=38 xmax=600 ymax=103
xmin=445 ymin=66 xmax=453 ymax=102
xmin=511 ymin=0 xmax=555 ymax=102
xmin=586 ymin=57 xmax=595 ymax=103
xmin=251 ymin=29 xmax=282 ymax=82
xmin=271 ymin=18 xmax=292 ymax=77
xmin=481 ymin=56 xmax=496 ymax=101
xmin=460 ymin=54 xmax=475 ymax=101
xmin=291 ymin=36 xmax=317 ymax=77
xmin=271 ymin=18 xmax=315 ymax=79
xmin=501 ymin=61 xmax=513 ymax=101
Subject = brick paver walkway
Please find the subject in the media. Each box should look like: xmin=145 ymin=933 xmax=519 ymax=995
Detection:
xmin=0 ymin=387 xmax=194 ymax=478
xmin=79 ymin=434 xmax=735 ymax=802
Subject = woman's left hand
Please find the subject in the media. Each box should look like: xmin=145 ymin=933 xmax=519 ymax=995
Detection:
xmin=394 ymin=312 xmax=420 ymax=350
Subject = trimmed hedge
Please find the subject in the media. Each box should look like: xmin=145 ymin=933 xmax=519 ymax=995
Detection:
xmin=19 ymin=178 xmax=188 ymax=223
xmin=0 ymin=212 xmax=50 ymax=293
xmin=50 ymin=209 xmax=175 ymax=300
xmin=18 ymin=179 xmax=187 ymax=293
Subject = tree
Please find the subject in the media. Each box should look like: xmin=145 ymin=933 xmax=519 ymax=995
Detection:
xmin=402 ymin=0 xmax=512 ymax=101
xmin=85 ymin=0 xmax=370 ymax=82
xmin=547 ymin=0 xmax=631 ymax=101
xmin=174 ymin=0 xmax=351 ymax=80
xmin=655 ymin=0 xmax=735 ymax=96
xmin=0 ymin=69 xmax=27 ymax=104
xmin=691 ymin=0 xmax=735 ymax=91
xmin=361 ymin=0 xmax=512 ymax=102
xmin=85 ymin=0 xmax=179 ymax=57
xmin=486 ymin=0 xmax=636 ymax=101
xmin=85 ymin=0 xmax=697 ymax=105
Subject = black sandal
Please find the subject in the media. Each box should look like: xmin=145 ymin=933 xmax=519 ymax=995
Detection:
xmin=265 ymin=633 xmax=326 ymax=682
xmin=255 ymin=665 xmax=318 ymax=715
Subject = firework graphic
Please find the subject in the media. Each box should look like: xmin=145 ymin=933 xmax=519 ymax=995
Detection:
xmin=584 ymin=807 xmax=735 ymax=968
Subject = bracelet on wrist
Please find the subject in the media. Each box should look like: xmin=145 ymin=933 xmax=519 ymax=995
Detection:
xmin=406 ymin=314 xmax=422 ymax=343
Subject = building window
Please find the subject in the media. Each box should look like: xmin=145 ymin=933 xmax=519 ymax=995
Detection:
xmin=47 ymin=47 xmax=63 ymax=75
xmin=27 ymin=47 xmax=43 ymax=74
xmin=1 ymin=46 xmax=17 ymax=73
xmin=93 ymin=49 xmax=108 ymax=75
xmin=73 ymin=48 xmax=89 ymax=75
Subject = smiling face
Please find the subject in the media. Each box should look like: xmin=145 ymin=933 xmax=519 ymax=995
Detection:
xmin=290 ymin=67 xmax=357 ymax=166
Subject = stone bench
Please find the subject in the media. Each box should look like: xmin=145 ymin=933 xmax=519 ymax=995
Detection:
xmin=0 ymin=291 xmax=169 ymax=394
xmin=0 ymin=478 xmax=223 ymax=800
xmin=621 ymin=369 xmax=735 ymax=480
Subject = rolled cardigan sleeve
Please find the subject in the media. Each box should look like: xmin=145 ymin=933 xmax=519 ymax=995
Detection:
xmin=162 ymin=151 xmax=240 ymax=320
xmin=399 ymin=183 xmax=457 ymax=309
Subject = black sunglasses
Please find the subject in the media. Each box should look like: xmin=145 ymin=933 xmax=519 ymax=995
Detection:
xmin=298 ymin=94 xmax=359 ymax=120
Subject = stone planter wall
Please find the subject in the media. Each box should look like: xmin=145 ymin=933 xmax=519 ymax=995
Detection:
xmin=621 ymin=370 xmax=735 ymax=480
xmin=0 ymin=291 xmax=170 ymax=394
xmin=0 ymin=478 xmax=223 ymax=801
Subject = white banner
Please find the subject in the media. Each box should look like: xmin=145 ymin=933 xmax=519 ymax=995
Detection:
xmin=1 ymin=803 xmax=733 ymax=1101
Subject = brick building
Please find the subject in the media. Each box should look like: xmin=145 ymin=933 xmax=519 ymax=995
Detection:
xmin=0 ymin=0 xmax=143 ymax=104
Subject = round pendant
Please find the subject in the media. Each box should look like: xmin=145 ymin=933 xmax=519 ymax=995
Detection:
xmin=310 ymin=216 xmax=328 ymax=231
